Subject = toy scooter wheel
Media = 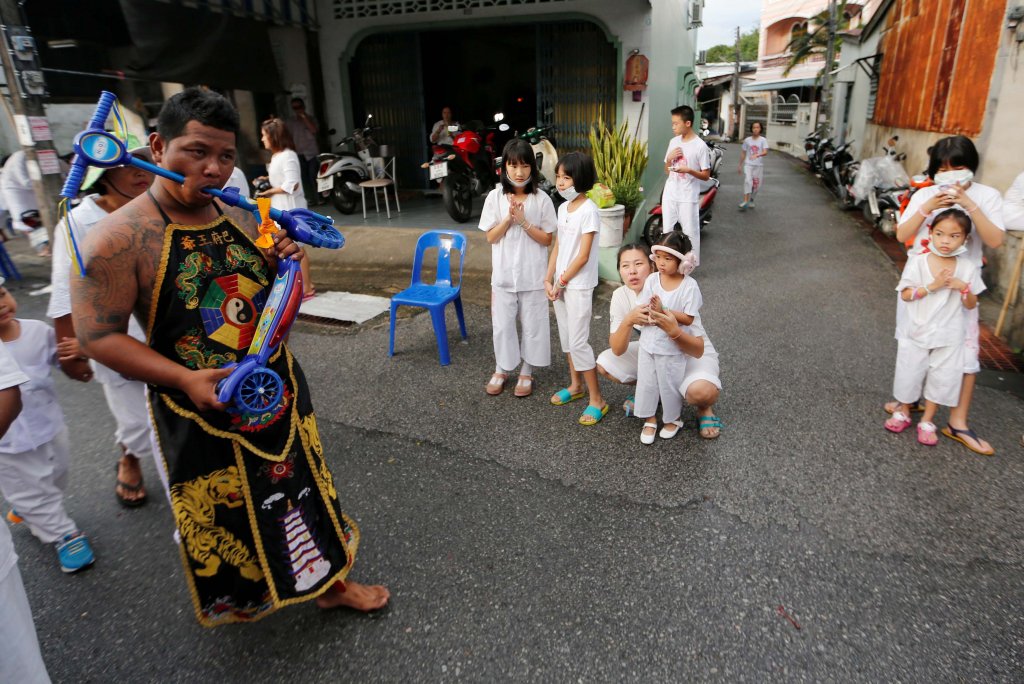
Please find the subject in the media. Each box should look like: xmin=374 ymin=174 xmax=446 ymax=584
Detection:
xmin=642 ymin=214 xmax=663 ymax=247
xmin=303 ymin=221 xmax=346 ymax=249
xmin=234 ymin=367 xmax=284 ymax=414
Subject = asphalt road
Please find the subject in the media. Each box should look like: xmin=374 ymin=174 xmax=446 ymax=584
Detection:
xmin=4 ymin=146 xmax=1022 ymax=682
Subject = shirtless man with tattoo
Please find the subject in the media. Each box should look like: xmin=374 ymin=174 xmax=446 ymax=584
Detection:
xmin=70 ymin=88 xmax=388 ymax=623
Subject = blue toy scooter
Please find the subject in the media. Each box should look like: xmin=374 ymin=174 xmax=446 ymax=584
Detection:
xmin=61 ymin=91 xmax=345 ymax=416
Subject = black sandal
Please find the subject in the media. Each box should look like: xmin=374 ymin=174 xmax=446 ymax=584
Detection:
xmin=115 ymin=462 xmax=148 ymax=508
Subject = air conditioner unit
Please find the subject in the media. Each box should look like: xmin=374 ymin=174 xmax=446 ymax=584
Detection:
xmin=690 ymin=1 xmax=703 ymax=28
xmin=697 ymin=49 xmax=707 ymax=64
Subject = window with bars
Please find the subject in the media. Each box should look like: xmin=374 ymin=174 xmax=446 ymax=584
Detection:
xmin=333 ymin=0 xmax=567 ymax=20
xmin=867 ymin=53 xmax=882 ymax=121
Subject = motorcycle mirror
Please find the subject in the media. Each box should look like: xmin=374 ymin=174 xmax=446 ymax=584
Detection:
xmin=499 ymin=123 xmax=510 ymax=132
xmin=493 ymin=112 xmax=505 ymax=122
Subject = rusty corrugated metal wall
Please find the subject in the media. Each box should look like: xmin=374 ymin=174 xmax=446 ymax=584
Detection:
xmin=874 ymin=0 xmax=1005 ymax=136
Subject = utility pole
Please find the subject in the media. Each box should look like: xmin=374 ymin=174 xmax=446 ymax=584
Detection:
xmin=0 ymin=0 xmax=64 ymax=247
xmin=818 ymin=0 xmax=839 ymax=132
xmin=731 ymin=26 xmax=740 ymax=141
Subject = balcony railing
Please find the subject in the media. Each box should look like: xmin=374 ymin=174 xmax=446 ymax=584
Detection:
xmin=759 ymin=52 xmax=825 ymax=69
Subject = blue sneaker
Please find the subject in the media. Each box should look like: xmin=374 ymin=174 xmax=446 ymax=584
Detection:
xmin=55 ymin=532 xmax=95 ymax=573
xmin=738 ymin=201 xmax=748 ymax=210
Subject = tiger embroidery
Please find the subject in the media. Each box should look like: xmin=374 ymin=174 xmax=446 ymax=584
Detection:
xmin=170 ymin=467 xmax=264 ymax=581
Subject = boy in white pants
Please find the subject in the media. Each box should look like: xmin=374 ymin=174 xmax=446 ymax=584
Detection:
xmin=662 ymin=105 xmax=711 ymax=267
xmin=0 ymin=280 xmax=95 ymax=572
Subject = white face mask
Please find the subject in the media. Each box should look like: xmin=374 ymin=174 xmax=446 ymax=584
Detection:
xmin=508 ymin=175 xmax=532 ymax=188
xmin=558 ymin=186 xmax=579 ymax=201
xmin=928 ymin=241 xmax=968 ymax=257
xmin=933 ymin=169 xmax=974 ymax=187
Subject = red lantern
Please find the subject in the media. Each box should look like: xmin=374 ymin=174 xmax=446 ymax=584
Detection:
xmin=624 ymin=49 xmax=649 ymax=102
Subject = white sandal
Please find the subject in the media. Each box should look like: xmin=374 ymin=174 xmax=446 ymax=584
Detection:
xmin=640 ymin=421 xmax=658 ymax=445
xmin=659 ymin=422 xmax=682 ymax=440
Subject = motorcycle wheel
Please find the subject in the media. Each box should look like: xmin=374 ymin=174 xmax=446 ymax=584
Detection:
xmin=330 ymin=174 xmax=360 ymax=214
xmin=443 ymin=176 xmax=474 ymax=223
xmin=642 ymin=214 xmax=663 ymax=247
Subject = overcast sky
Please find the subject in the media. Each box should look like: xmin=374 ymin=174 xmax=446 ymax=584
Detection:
xmin=697 ymin=0 xmax=763 ymax=50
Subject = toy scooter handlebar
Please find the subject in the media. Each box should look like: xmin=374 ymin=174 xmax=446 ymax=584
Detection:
xmin=61 ymin=91 xmax=119 ymax=199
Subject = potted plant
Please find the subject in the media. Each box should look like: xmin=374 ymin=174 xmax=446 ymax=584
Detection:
xmin=588 ymin=118 xmax=648 ymax=237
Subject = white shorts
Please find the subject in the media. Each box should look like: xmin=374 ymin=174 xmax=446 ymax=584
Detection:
xmin=660 ymin=200 xmax=700 ymax=267
xmin=554 ymin=288 xmax=596 ymax=372
xmin=895 ymin=302 xmax=980 ymax=375
xmin=743 ymin=164 xmax=764 ymax=197
xmin=680 ymin=341 xmax=722 ymax=396
xmin=0 ymin=429 xmax=77 ymax=544
xmin=892 ymin=340 xmax=964 ymax=407
xmin=596 ymin=341 xmax=640 ymax=383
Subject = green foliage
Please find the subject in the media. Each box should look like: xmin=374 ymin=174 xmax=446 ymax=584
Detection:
xmin=782 ymin=1 xmax=850 ymax=77
xmin=588 ymin=118 xmax=648 ymax=212
xmin=704 ymin=28 xmax=759 ymax=63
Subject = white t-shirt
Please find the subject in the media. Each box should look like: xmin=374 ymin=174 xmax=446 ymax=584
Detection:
xmin=637 ymin=273 xmax=703 ymax=355
xmin=47 ymin=195 xmax=147 ymax=386
xmin=268 ymin=150 xmax=307 ymax=211
xmin=609 ymin=285 xmax=641 ymax=334
xmin=478 ymin=189 xmax=556 ymax=292
xmin=226 ymin=167 xmax=251 ymax=200
xmin=555 ymin=199 xmax=601 ymax=290
xmin=742 ymin=136 xmax=769 ymax=166
xmin=0 ymin=320 xmax=63 ymax=454
xmin=898 ymin=183 xmax=1005 ymax=268
xmin=896 ymin=253 xmax=985 ymax=348
xmin=1003 ymin=171 xmax=1024 ymax=231
xmin=0 ymin=151 xmax=36 ymax=233
xmin=664 ymin=135 xmax=711 ymax=204
xmin=0 ymin=340 xmax=27 ymax=579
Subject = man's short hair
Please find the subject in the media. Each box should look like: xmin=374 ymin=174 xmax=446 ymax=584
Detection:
xmin=671 ymin=105 xmax=695 ymax=124
xmin=157 ymin=87 xmax=240 ymax=142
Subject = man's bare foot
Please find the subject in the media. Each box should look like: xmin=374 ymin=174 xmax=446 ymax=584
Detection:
xmin=116 ymin=453 xmax=147 ymax=506
xmin=316 ymin=580 xmax=390 ymax=612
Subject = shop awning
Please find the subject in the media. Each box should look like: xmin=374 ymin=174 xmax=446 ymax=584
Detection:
xmin=741 ymin=76 xmax=818 ymax=93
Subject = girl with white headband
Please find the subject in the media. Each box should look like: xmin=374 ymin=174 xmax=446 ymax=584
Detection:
xmin=546 ymin=152 xmax=608 ymax=425
xmin=479 ymin=138 xmax=557 ymax=398
xmin=635 ymin=232 xmax=703 ymax=444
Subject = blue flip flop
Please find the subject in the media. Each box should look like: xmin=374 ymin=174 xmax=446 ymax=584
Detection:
xmin=550 ymin=388 xmax=585 ymax=406
xmin=698 ymin=415 xmax=723 ymax=439
xmin=579 ymin=404 xmax=609 ymax=426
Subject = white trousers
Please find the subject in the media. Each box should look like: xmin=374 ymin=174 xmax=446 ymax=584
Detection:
xmin=0 ymin=429 xmax=77 ymax=543
xmin=554 ymin=288 xmax=596 ymax=371
xmin=597 ymin=341 xmax=640 ymax=383
xmin=101 ymin=378 xmax=155 ymax=460
xmin=743 ymin=164 xmax=764 ymax=197
xmin=660 ymin=200 xmax=700 ymax=267
xmin=892 ymin=341 xmax=963 ymax=407
xmin=491 ymin=288 xmax=550 ymax=372
xmin=634 ymin=348 xmax=687 ymax=424
xmin=0 ymin=562 xmax=51 ymax=684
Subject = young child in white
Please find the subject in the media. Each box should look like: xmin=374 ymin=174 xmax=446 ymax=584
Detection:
xmin=738 ymin=121 xmax=768 ymax=209
xmin=479 ymin=138 xmax=556 ymax=398
xmin=0 ymin=279 xmax=95 ymax=572
xmin=886 ymin=209 xmax=983 ymax=445
xmin=546 ymin=151 xmax=608 ymax=425
xmin=663 ymin=105 xmax=711 ymax=266
xmin=635 ymin=232 xmax=702 ymax=444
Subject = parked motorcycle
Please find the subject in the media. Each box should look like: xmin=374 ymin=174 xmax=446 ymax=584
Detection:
xmin=316 ymin=115 xmax=377 ymax=214
xmin=423 ymin=112 xmax=509 ymax=222
xmin=855 ymin=137 xmax=911 ymax=237
xmin=820 ymin=139 xmax=858 ymax=208
xmin=803 ymin=126 xmax=830 ymax=174
xmin=518 ymin=124 xmax=558 ymax=197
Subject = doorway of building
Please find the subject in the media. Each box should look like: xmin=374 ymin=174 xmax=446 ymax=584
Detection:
xmin=348 ymin=19 xmax=617 ymax=189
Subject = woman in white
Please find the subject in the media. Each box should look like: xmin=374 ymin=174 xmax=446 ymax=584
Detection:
xmin=889 ymin=135 xmax=1004 ymax=456
xmin=256 ymin=117 xmax=315 ymax=300
xmin=479 ymin=139 xmax=556 ymax=397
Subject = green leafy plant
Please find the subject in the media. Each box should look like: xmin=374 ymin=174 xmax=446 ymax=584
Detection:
xmin=588 ymin=118 xmax=648 ymax=214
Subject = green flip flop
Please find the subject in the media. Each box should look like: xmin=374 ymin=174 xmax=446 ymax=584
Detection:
xmin=579 ymin=404 xmax=609 ymax=426
xmin=550 ymin=388 xmax=585 ymax=406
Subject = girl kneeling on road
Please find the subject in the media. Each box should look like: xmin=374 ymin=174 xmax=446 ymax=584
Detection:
xmin=596 ymin=242 xmax=723 ymax=439
xmin=546 ymin=152 xmax=607 ymax=425
xmin=479 ymin=139 xmax=557 ymax=398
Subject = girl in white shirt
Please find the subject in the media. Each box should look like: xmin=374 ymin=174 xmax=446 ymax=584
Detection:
xmin=889 ymin=135 xmax=1004 ymax=455
xmin=546 ymin=152 xmax=607 ymax=425
xmin=887 ymin=209 xmax=983 ymax=446
xmin=480 ymin=139 xmax=557 ymax=398
xmin=256 ymin=118 xmax=315 ymax=300
xmin=0 ymin=281 xmax=95 ymax=573
xmin=635 ymin=232 xmax=703 ymax=444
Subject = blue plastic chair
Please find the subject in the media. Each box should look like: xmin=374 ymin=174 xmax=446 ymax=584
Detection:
xmin=389 ymin=230 xmax=467 ymax=365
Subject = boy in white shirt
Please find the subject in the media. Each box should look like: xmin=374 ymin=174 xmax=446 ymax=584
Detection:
xmin=0 ymin=279 xmax=95 ymax=573
xmin=662 ymin=105 xmax=711 ymax=267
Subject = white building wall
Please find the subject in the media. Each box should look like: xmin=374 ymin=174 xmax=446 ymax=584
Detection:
xmin=314 ymin=0 xmax=651 ymax=143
